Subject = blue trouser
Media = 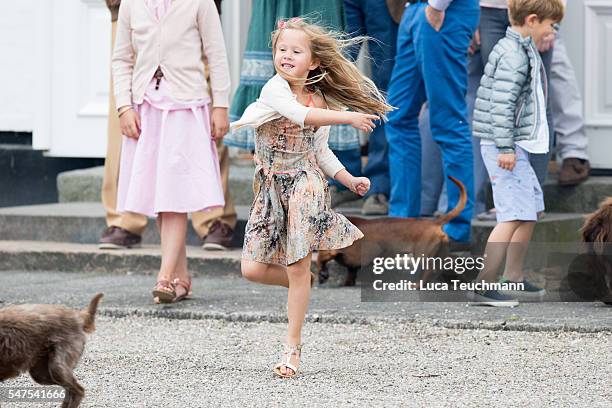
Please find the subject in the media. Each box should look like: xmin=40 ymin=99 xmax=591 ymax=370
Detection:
xmin=386 ymin=1 xmax=479 ymax=242
xmin=330 ymin=0 xmax=398 ymax=197
xmin=420 ymin=7 xmax=555 ymax=218
xmin=420 ymin=50 xmax=488 ymax=216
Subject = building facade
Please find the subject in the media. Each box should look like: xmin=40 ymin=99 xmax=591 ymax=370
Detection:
xmin=0 ymin=0 xmax=610 ymax=168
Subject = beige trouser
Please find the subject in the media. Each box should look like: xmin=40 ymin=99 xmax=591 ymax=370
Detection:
xmin=101 ymin=21 xmax=237 ymax=238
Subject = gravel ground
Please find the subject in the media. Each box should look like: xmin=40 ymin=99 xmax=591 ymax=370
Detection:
xmin=2 ymin=316 xmax=610 ymax=408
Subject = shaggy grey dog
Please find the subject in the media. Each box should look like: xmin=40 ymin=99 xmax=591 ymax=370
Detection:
xmin=0 ymin=293 xmax=103 ymax=408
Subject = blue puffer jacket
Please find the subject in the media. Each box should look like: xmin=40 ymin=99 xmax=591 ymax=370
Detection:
xmin=472 ymin=27 xmax=546 ymax=153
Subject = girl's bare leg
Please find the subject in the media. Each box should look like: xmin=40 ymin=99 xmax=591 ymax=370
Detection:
xmin=282 ymin=253 xmax=312 ymax=375
xmin=241 ymin=259 xmax=289 ymax=287
xmin=158 ymin=212 xmax=188 ymax=282
xmin=503 ymin=221 xmax=536 ymax=282
xmin=477 ymin=221 xmax=521 ymax=283
xmin=174 ymin=243 xmax=189 ymax=297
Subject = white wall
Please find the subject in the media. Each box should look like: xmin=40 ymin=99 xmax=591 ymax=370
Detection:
xmin=0 ymin=0 xmax=251 ymax=157
xmin=221 ymin=0 xmax=252 ymax=98
xmin=0 ymin=0 xmax=39 ymax=132
xmin=0 ymin=0 xmax=610 ymax=166
xmin=562 ymin=0 xmax=612 ymax=169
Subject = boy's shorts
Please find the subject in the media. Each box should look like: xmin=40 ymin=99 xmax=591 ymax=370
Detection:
xmin=481 ymin=144 xmax=545 ymax=223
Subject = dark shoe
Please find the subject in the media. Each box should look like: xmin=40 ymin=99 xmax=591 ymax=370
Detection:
xmin=99 ymin=226 xmax=142 ymax=249
xmin=558 ymin=158 xmax=590 ymax=186
xmin=361 ymin=194 xmax=388 ymax=215
xmin=499 ymin=277 xmax=546 ymax=299
xmin=330 ymin=185 xmax=360 ymax=208
xmin=467 ymin=289 xmax=519 ymax=307
xmin=202 ymin=220 xmax=234 ymax=251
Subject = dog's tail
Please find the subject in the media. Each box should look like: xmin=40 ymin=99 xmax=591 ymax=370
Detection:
xmin=435 ymin=176 xmax=467 ymax=225
xmin=80 ymin=293 xmax=104 ymax=333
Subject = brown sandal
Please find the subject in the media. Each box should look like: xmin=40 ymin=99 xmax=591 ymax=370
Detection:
xmin=172 ymin=277 xmax=192 ymax=302
xmin=152 ymin=279 xmax=175 ymax=304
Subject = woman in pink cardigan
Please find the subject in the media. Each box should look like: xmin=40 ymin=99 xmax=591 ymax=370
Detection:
xmin=112 ymin=0 xmax=230 ymax=303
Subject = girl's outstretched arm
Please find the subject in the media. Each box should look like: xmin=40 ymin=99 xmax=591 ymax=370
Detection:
xmin=258 ymin=78 xmax=379 ymax=132
xmin=305 ymin=109 xmax=378 ymax=132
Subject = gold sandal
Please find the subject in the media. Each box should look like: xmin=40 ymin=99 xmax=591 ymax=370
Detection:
xmin=152 ymin=279 xmax=175 ymax=304
xmin=273 ymin=343 xmax=302 ymax=378
xmin=172 ymin=277 xmax=192 ymax=302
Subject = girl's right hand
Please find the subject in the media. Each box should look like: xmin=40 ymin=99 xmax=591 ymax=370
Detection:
xmin=348 ymin=112 xmax=379 ymax=132
xmin=119 ymin=108 xmax=141 ymax=139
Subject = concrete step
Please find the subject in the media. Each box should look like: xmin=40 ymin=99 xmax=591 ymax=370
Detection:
xmin=0 ymin=240 xmax=355 ymax=284
xmin=57 ymin=164 xmax=357 ymax=209
xmin=542 ymin=175 xmax=612 ymax=213
xmin=0 ymin=202 xmax=246 ymax=247
xmin=0 ymin=240 xmax=242 ymax=276
xmin=471 ymin=212 xmax=584 ymax=248
xmin=0 ymin=202 xmax=585 ymax=248
xmin=57 ymin=165 xmax=611 ymax=213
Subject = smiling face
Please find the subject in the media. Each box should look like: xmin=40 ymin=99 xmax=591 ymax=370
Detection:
xmin=273 ymin=29 xmax=319 ymax=81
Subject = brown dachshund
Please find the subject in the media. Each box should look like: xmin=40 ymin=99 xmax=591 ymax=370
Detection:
xmin=0 ymin=293 xmax=103 ymax=408
xmin=318 ymin=176 xmax=467 ymax=286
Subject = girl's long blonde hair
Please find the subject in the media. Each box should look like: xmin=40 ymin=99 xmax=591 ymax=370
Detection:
xmin=271 ymin=18 xmax=393 ymax=119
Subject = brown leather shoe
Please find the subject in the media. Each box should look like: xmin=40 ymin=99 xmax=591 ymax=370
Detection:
xmin=558 ymin=158 xmax=590 ymax=186
xmin=202 ymin=220 xmax=234 ymax=251
xmin=99 ymin=226 xmax=142 ymax=249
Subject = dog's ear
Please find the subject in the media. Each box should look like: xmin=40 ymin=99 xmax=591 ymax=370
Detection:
xmin=581 ymin=199 xmax=612 ymax=254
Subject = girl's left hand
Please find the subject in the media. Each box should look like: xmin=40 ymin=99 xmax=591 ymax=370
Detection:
xmin=211 ymin=107 xmax=229 ymax=140
xmin=350 ymin=176 xmax=371 ymax=196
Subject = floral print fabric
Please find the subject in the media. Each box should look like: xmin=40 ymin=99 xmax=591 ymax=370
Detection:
xmin=243 ymin=117 xmax=363 ymax=265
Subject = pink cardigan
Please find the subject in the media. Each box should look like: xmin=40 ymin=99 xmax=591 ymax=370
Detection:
xmin=112 ymin=0 xmax=230 ymax=109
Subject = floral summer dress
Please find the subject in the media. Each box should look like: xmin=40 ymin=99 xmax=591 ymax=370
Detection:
xmin=242 ymin=97 xmax=364 ymax=266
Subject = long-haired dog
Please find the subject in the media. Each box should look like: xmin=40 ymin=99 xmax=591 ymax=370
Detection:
xmin=318 ymin=176 xmax=467 ymax=286
xmin=0 ymin=293 xmax=103 ymax=408
xmin=580 ymin=197 xmax=612 ymax=305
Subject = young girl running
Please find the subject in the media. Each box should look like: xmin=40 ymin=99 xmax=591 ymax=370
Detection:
xmin=232 ymin=18 xmax=392 ymax=378
xmin=112 ymin=0 xmax=229 ymax=303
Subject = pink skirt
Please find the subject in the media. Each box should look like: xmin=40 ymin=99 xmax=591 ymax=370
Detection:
xmin=117 ymin=87 xmax=224 ymax=217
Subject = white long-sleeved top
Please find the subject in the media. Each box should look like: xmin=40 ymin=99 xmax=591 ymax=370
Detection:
xmin=230 ymin=75 xmax=345 ymax=178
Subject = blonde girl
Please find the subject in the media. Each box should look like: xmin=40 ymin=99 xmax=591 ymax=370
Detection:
xmin=232 ymin=17 xmax=392 ymax=378
xmin=112 ymin=0 xmax=230 ymax=303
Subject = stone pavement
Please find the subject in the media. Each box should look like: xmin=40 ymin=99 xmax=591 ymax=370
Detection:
xmin=1 ymin=270 xmax=611 ymax=407
xmin=0 ymin=316 xmax=610 ymax=407
xmin=1 ymin=270 xmax=611 ymax=332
